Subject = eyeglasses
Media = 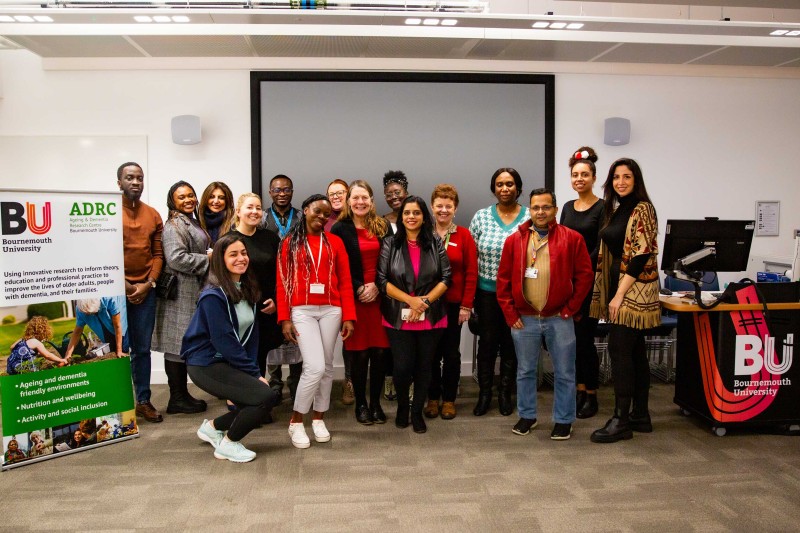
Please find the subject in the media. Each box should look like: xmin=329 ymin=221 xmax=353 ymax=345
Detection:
xmin=530 ymin=206 xmax=555 ymax=213
xmin=270 ymin=187 xmax=293 ymax=195
xmin=385 ymin=191 xmax=405 ymax=199
xmin=328 ymin=191 xmax=346 ymax=198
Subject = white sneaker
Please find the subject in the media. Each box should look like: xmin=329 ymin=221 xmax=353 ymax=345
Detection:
xmin=288 ymin=422 xmax=311 ymax=449
xmin=213 ymin=436 xmax=256 ymax=463
xmin=196 ymin=419 xmax=224 ymax=449
xmin=311 ymin=419 xmax=331 ymax=443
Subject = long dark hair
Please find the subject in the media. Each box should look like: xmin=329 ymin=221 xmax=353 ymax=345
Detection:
xmin=279 ymin=194 xmax=335 ymax=307
xmin=392 ymin=196 xmax=434 ymax=250
xmin=198 ymin=181 xmax=235 ymax=236
xmin=601 ymin=158 xmax=655 ymax=226
xmin=207 ymin=233 xmax=260 ymax=305
xmin=166 ymin=180 xmax=199 ymax=221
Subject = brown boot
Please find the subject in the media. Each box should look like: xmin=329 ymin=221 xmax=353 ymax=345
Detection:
xmin=341 ymin=379 xmax=355 ymax=406
xmin=135 ymin=401 xmax=163 ymax=423
xmin=440 ymin=401 xmax=456 ymax=420
xmin=423 ymin=399 xmax=440 ymax=419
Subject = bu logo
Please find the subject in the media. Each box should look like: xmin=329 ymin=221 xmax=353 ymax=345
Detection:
xmin=0 ymin=201 xmax=52 ymax=235
xmin=735 ymin=334 xmax=794 ymax=375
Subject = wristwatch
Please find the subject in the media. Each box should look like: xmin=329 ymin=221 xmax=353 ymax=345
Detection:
xmin=421 ymin=297 xmax=431 ymax=306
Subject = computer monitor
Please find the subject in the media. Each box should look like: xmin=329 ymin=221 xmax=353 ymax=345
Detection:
xmin=661 ymin=219 xmax=755 ymax=279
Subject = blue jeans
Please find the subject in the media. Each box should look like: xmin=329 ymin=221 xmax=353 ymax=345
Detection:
xmin=511 ymin=315 xmax=577 ymax=424
xmin=126 ymin=289 xmax=156 ymax=403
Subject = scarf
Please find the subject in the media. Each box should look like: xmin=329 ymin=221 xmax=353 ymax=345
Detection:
xmin=203 ymin=208 xmax=227 ymax=244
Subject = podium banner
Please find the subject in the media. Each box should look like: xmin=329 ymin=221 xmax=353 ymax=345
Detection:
xmin=1 ymin=188 xmax=138 ymax=469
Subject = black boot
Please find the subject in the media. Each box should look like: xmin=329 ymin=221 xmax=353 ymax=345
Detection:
xmin=590 ymin=396 xmax=633 ymax=443
xmin=395 ymin=397 xmax=410 ymax=429
xmin=630 ymin=386 xmax=652 ymax=432
xmin=576 ymin=393 xmax=598 ymax=419
xmin=497 ymin=356 xmax=516 ymax=416
xmin=473 ymin=358 xmax=494 ymax=416
xmin=165 ymin=360 xmax=206 ymax=414
xmin=411 ymin=411 xmax=427 ymax=434
xmin=576 ymin=390 xmax=587 ymax=413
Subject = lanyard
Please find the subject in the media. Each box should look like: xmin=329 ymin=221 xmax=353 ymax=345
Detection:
xmin=305 ymin=238 xmax=324 ymax=283
xmin=529 ymin=234 xmax=548 ymax=267
xmin=271 ymin=207 xmax=294 ymax=238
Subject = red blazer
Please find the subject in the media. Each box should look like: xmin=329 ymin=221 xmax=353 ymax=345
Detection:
xmin=496 ymin=219 xmax=593 ymax=325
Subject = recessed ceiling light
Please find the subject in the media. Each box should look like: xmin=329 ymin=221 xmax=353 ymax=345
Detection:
xmin=405 ymin=18 xmax=421 ymax=25
xmin=567 ymin=23 xmax=584 ymax=30
xmin=423 ymin=19 xmax=440 ymax=26
xmin=787 ymin=30 xmax=800 ymax=36
xmin=770 ymin=29 xmax=788 ymax=36
xmin=134 ymin=15 xmax=152 ymax=23
xmin=33 ymin=15 xmax=53 ymax=23
xmin=550 ymin=22 xmax=567 ymax=29
xmin=0 ymin=15 xmax=14 ymax=22
xmin=153 ymin=15 xmax=171 ymax=23
xmin=441 ymin=19 xmax=458 ymax=26
xmin=172 ymin=15 xmax=190 ymax=23
xmin=532 ymin=22 xmax=549 ymax=28
xmin=14 ymin=15 xmax=34 ymax=23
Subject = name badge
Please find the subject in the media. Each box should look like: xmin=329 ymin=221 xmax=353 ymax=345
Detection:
xmin=448 ymin=242 xmax=457 ymax=247
xmin=310 ymin=283 xmax=325 ymax=294
xmin=525 ymin=267 xmax=538 ymax=279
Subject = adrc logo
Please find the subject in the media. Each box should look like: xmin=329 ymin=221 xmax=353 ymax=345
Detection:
xmin=0 ymin=201 xmax=52 ymax=235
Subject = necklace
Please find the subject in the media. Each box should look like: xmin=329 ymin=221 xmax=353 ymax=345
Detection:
xmin=407 ymin=239 xmax=419 ymax=247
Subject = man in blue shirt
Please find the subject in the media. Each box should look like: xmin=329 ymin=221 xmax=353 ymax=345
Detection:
xmin=65 ymin=296 xmax=129 ymax=358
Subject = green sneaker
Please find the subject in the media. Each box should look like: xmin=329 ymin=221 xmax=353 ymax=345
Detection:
xmin=214 ymin=437 xmax=256 ymax=463
xmin=196 ymin=419 xmax=224 ymax=449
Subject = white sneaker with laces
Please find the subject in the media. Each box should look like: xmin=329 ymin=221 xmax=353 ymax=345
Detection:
xmin=213 ymin=436 xmax=256 ymax=463
xmin=288 ymin=422 xmax=311 ymax=449
xmin=196 ymin=419 xmax=224 ymax=449
xmin=311 ymin=419 xmax=331 ymax=443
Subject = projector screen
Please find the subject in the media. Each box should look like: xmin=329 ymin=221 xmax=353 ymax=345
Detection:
xmin=251 ymin=72 xmax=554 ymax=227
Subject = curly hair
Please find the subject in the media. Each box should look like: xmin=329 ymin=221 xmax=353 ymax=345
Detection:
xmin=383 ymin=170 xmax=409 ymax=191
xmin=23 ymin=316 xmax=52 ymax=342
xmin=431 ymin=183 xmax=460 ymax=208
xmin=569 ymin=146 xmax=599 ymax=175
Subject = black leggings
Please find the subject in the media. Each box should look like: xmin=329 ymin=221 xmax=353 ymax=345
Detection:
xmin=607 ymin=324 xmax=649 ymax=400
xmin=350 ymin=348 xmax=387 ymax=408
xmin=574 ymin=315 xmax=600 ymax=390
xmin=428 ymin=303 xmax=463 ymax=403
xmin=187 ymin=363 xmax=278 ymax=442
xmin=385 ymin=328 xmax=444 ymax=415
xmin=474 ymin=289 xmax=516 ymax=390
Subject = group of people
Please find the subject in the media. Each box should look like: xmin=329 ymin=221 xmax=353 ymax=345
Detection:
xmin=112 ymin=147 xmax=659 ymax=464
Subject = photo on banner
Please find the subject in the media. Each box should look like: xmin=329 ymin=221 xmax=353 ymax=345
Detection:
xmin=0 ymin=188 xmax=136 ymax=469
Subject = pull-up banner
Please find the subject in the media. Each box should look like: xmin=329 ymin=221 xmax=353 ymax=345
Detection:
xmin=1 ymin=189 xmax=137 ymax=470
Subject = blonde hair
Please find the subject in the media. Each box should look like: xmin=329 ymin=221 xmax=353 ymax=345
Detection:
xmin=340 ymin=180 xmax=388 ymax=239
xmin=23 ymin=316 xmax=52 ymax=342
xmin=234 ymin=193 xmax=262 ymax=228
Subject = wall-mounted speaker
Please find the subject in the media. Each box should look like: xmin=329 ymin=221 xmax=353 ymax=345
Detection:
xmin=171 ymin=115 xmax=201 ymax=145
xmin=604 ymin=117 xmax=630 ymax=146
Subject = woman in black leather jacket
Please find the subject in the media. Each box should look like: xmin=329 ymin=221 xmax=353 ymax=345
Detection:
xmin=376 ymin=196 xmax=451 ymax=434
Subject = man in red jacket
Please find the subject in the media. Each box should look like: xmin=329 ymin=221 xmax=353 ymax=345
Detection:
xmin=496 ymin=188 xmax=593 ymax=441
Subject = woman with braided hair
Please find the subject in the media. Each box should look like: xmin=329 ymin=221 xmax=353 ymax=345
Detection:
xmin=277 ymin=194 xmax=356 ymax=449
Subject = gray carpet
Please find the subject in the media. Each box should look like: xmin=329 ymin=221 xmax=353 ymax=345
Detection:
xmin=3 ymin=380 xmax=800 ymax=532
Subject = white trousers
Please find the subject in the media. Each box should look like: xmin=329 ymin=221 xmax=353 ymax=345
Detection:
xmin=291 ymin=305 xmax=342 ymax=414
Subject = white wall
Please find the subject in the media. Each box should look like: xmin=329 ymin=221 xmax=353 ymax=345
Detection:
xmin=3 ymin=48 xmax=800 ymax=382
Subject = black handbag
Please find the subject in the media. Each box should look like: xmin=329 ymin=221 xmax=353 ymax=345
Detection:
xmin=155 ymin=270 xmax=178 ymax=300
xmin=467 ymin=308 xmax=479 ymax=336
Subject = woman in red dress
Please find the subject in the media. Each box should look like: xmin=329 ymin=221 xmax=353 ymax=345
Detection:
xmin=331 ymin=180 xmax=392 ymax=425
